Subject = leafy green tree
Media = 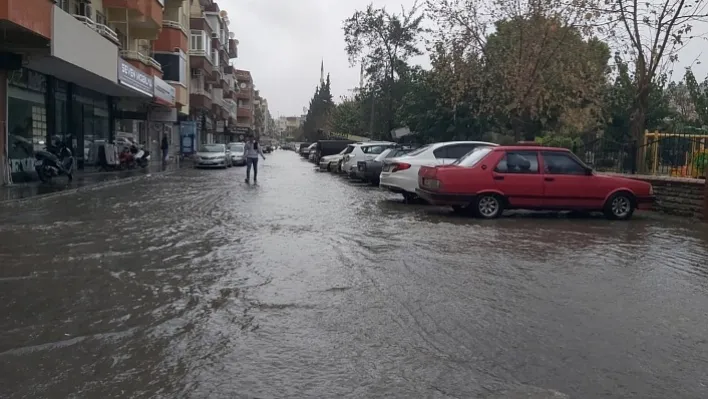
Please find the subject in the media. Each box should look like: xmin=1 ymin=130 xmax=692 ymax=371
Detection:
xmin=343 ymin=1 xmax=426 ymax=136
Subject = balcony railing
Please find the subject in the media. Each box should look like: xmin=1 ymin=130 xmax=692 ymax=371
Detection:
xmin=120 ymin=50 xmax=162 ymax=72
xmin=73 ymin=15 xmax=120 ymax=45
xmin=162 ymin=19 xmax=187 ymax=36
xmin=190 ymin=83 xmax=212 ymax=97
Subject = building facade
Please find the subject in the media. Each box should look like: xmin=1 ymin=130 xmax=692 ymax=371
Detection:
xmin=1 ymin=0 xmax=267 ymax=184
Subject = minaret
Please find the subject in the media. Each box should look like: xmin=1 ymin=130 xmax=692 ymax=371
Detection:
xmin=320 ymin=59 xmax=324 ymax=85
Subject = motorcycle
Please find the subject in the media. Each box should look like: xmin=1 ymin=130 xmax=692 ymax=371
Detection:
xmin=118 ymin=140 xmax=150 ymax=169
xmin=35 ymin=143 xmax=74 ymax=183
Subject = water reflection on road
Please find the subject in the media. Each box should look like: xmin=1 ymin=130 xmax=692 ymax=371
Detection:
xmin=1 ymin=151 xmax=707 ymax=398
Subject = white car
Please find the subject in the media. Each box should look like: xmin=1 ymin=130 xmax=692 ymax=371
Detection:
xmin=319 ymin=146 xmax=354 ymax=171
xmin=194 ymin=143 xmax=230 ymax=169
xmin=340 ymin=141 xmax=395 ymax=177
xmin=379 ymin=141 xmax=498 ymax=201
xmin=227 ymin=142 xmax=246 ymax=166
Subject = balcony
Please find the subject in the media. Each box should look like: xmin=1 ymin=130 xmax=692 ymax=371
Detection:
xmin=0 ymin=0 xmax=52 ymax=41
xmin=72 ymin=15 xmax=120 ymax=45
xmin=120 ymin=50 xmax=163 ymax=78
xmin=235 ymin=89 xmax=251 ymax=100
xmin=228 ymin=38 xmax=238 ymax=59
xmin=190 ymin=78 xmax=212 ymax=110
xmin=237 ymin=106 xmax=252 ymax=119
xmin=189 ymin=30 xmax=213 ymax=75
xmin=103 ymin=0 xmax=163 ymax=36
xmin=155 ymin=20 xmax=188 ymax=52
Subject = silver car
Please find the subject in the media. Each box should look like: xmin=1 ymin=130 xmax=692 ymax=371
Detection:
xmin=194 ymin=143 xmax=229 ymax=169
xmin=228 ymin=142 xmax=246 ymax=166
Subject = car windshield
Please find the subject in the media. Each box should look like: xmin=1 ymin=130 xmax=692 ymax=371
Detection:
xmin=228 ymin=144 xmax=244 ymax=152
xmin=404 ymin=144 xmax=431 ymax=157
xmin=453 ymin=147 xmax=493 ymax=166
xmin=200 ymin=144 xmax=225 ymax=152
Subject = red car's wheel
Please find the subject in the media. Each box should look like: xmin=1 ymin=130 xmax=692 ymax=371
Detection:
xmin=474 ymin=194 xmax=504 ymax=219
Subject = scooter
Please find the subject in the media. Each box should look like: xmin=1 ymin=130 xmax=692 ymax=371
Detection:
xmin=35 ymin=143 xmax=74 ymax=183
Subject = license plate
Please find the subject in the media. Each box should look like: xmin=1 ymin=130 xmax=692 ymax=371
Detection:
xmin=383 ymin=164 xmax=392 ymax=172
xmin=358 ymin=164 xmax=366 ymax=171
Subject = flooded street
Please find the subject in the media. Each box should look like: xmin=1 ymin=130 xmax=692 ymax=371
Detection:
xmin=1 ymin=151 xmax=708 ymax=399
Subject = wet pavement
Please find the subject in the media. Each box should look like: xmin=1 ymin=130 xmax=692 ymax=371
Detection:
xmin=0 ymin=162 xmax=183 ymax=203
xmin=1 ymin=151 xmax=707 ymax=399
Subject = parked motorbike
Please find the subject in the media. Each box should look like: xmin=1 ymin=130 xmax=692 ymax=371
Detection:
xmin=35 ymin=143 xmax=74 ymax=183
xmin=117 ymin=141 xmax=150 ymax=169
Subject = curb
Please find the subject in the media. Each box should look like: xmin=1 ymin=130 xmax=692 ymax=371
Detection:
xmin=0 ymin=166 xmax=183 ymax=206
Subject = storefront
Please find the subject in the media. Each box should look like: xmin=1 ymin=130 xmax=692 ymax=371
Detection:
xmin=150 ymin=77 xmax=177 ymax=161
xmin=114 ymin=59 xmax=153 ymax=157
xmin=6 ymin=68 xmax=47 ymax=182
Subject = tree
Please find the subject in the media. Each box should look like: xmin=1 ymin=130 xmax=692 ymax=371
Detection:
xmin=302 ymin=74 xmax=336 ymax=141
xmin=331 ymin=96 xmax=365 ymax=136
xmin=426 ymin=0 xmax=610 ymax=140
xmin=684 ymin=69 xmax=708 ymax=126
xmin=603 ymin=0 xmax=708 ymax=167
xmin=343 ymin=1 xmax=426 ymax=135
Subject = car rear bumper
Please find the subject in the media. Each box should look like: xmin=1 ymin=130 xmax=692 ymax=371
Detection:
xmin=416 ymin=188 xmax=475 ymax=206
xmin=380 ymin=172 xmax=417 ymax=194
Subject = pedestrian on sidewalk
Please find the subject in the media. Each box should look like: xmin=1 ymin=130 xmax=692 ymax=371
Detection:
xmin=244 ymin=136 xmax=266 ymax=183
xmin=161 ymin=134 xmax=169 ymax=163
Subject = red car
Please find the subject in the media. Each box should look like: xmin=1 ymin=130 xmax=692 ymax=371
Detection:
xmin=415 ymin=145 xmax=655 ymax=220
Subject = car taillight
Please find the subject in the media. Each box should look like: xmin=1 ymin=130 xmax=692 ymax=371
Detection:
xmin=391 ymin=162 xmax=411 ymax=172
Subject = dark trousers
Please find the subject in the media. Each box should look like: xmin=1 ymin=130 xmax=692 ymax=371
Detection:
xmin=246 ymin=157 xmax=258 ymax=179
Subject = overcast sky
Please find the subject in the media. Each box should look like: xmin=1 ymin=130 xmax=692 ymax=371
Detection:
xmin=227 ymin=0 xmax=707 ymax=118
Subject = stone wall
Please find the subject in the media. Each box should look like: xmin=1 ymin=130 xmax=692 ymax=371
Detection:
xmin=622 ymin=175 xmax=705 ymax=218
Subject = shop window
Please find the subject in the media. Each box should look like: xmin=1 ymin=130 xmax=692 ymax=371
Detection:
xmin=32 ymin=106 xmax=47 ymax=148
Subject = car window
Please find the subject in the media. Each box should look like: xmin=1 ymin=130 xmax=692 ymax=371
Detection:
xmin=494 ymin=151 xmax=539 ymax=173
xmin=453 ymin=147 xmax=494 ymax=167
xmin=541 ymin=152 xmax=586 ymax=175
xmin=374 ymin=149 xmax=393 ymax=162
xmin=342 ymin=145 xmax=355 ymax=154
xmin=433 ymin=144 xmax=479 ymax=159
xmin=405 ymin=144 xmax=432 ymax=157
xmin=362 ymin=145 xmax=389 ymax=154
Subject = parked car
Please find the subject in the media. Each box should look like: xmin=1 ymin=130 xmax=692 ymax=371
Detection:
xmin=340 ymin=142 xmax=396 ymax=178
xmin=380 ymin=141 xmax=497 ymax=201
xmin=298 ymin=143 xmax=312 ymax=157
xmin=355 ymin=146 xmax=416 ymax=185
xmin=415 ymin=145 xmax=655 ymax=220
xmin=313 ymin=139 xmax=357 ymax=164
xmin=319 ymin=145 xmax=355 ymax=171
xmin=228 ymin=142 xmax=246 ymax=166
xmin=194 ymin=143 xmax=230 ymax=169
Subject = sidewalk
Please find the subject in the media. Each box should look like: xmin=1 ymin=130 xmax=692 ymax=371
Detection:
xmin=0 ymin=160 xmax=188 ymax=203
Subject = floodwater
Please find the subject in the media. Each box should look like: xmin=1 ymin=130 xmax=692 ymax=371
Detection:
xmin=1 ymin=151 xmax=707 ymax=399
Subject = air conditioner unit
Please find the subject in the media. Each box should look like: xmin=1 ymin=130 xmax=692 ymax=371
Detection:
xmin=211 ymin=33 xmax=219 ymax=38
xmin=83 ymin=3 xmax=93 ymax=18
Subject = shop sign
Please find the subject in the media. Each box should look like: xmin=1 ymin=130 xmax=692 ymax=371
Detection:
xmin=118 ymin=59 xmax=153 ymax=97
xmin=216 ymin=121 xmax=224 ymax=133
xmin=153 ymin=76 xmax=175 ymax=106
xmin=150 ymin=107 xmax=177 ymax=122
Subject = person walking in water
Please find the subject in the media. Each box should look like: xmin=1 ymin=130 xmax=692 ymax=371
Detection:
xmin=244 ymin=136 xmax=266 ymax=183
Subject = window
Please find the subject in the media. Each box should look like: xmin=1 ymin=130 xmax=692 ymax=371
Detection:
xmin=190 ymin=30 xmax=206 ymax=51
xmin=433 ymin=143 xmax=479 ymax=159
xmin=362 ymin=145 xmax=389 ymax=154
xmin=453 ymin=147 xmax=493 ymax=167
xmin=74 ymin=0 xmax=92 ymax=18
xmin=343 ymin=145 xmax=355 ymax=154
xmin=541 ymin=152 xmax=587 ymax=175
xmin=494 ymin=151 xmax=539 ymax=173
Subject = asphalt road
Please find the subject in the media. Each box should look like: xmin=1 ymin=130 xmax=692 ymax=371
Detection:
xmin=1 ymin=151 xmax=707 ymax=398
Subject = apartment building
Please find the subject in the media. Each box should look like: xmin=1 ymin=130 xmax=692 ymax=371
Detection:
xmin=0 ymin=0 xmax=253 ymax=183
xmin=0 ymin=0 xmax=180 ymax=183
xmin=233 ymin=69 xmax=254 ymax=138
xmin=188 ymin=0 xmax=238 ymax=145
